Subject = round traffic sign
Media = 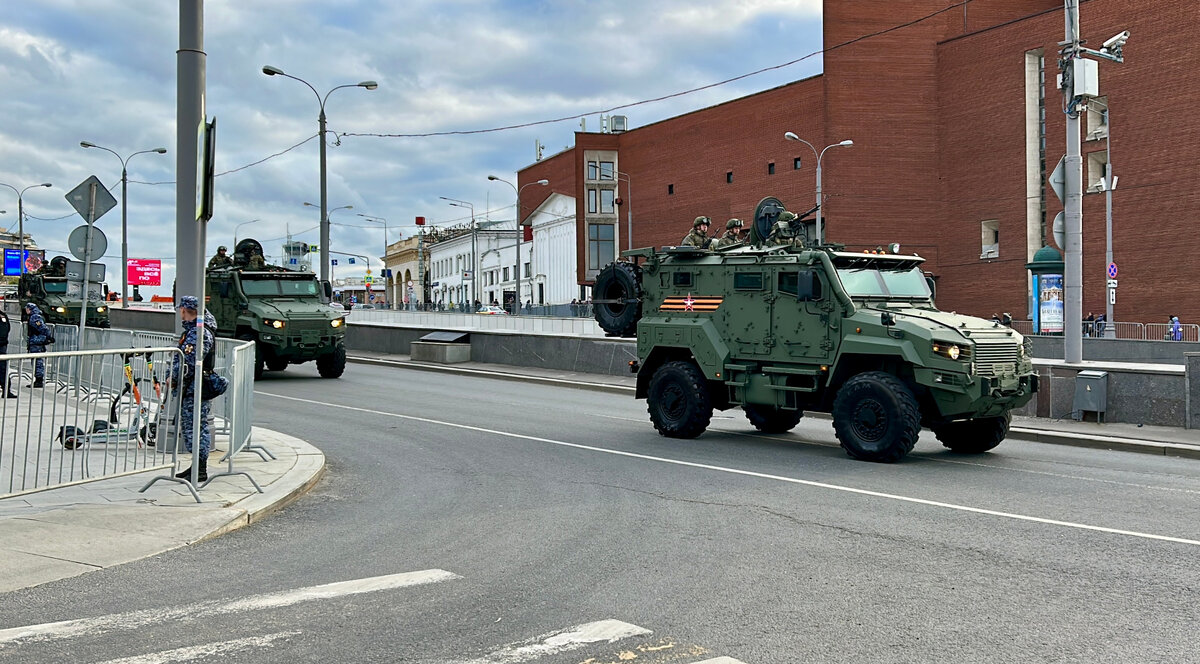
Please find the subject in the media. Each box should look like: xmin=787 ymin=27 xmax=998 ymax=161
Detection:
xmin=68 ymin=224 xmax=108 ymax=261
xmin=1107 ymin=262 xmax=1118 ymax=279
xmin=407 ymin=280 xmax=414 ymax=287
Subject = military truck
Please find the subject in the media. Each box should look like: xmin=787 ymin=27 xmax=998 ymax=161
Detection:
xmin=206 ymin=239 xmax=346 ymax=380
xmin=18 ymin=256 xmax=111 ymax=328
xmin=593 ymin=199 xmax=1037 ymax=463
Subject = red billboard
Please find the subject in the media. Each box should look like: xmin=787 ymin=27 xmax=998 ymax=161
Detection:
xmin=127 ymin=259 xmax=162 ymax=286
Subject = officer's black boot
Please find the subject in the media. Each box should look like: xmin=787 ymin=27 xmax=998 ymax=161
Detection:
xmin=32 ymin=377 xmax=44 ymax=388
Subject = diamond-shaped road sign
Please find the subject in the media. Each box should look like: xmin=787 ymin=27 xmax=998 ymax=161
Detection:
xmin=65 ymin=175 xmax=117 ymax=222
xmin=1048 ymin=156 xmax=1066 ymax=204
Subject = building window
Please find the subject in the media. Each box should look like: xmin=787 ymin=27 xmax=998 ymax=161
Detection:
xmin=523 ymin=262 xmax=530 ymax=278
xmin=587 ymin=188 xmax=598 ymax=213
xmin=1087 ymin=151 xmax=1109 ymax=193
xmin=599 ymin=161 xmax=614 ymax=180
xmin=588 ymin=223 xmax=615 ymax=270
xmin=587 ymin=161 xmax=598 ymax=180
xmin=600 ymin=189 xmax=615 ymax=214
xmin=980 ymin=219 xmax=999 ymax=259
xmin=768 ymin=162 xmax=775 ymax=175
xmin=503 ymin=267 xmax=510 ymax=281
xmin=793 ymin=157 xmax=802 ymax=170
xmin=726 ymin=171 xmax=733 ymax=184
xmin=668 ymin=184 xmax=674 ymax=195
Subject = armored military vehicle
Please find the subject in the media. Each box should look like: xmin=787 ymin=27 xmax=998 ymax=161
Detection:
xmin=18 ymin=256 xmax=111 ymax=328
xmin=206 ymin=239 xmax=346 ymax=380
xmin=593 ymin=198 xmax=1037 ymax=463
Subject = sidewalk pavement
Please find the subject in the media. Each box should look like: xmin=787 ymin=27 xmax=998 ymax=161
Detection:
xmin=0 ymin=427 xmax=323 ymax=594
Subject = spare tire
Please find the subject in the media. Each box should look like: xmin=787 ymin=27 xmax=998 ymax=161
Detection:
xmin=593 ymin=261 xmax=642 ymax=337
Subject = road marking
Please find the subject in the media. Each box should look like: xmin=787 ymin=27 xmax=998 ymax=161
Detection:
xmin=452 ymin=619 xmax=651 ymax=664
xmin=93 ymin=631 xmax=299 ymax=664
xmin=260 ymin=391 xmax=1200 ymax=547
xmin=0 ymin=569 xmax=459 ymax=647
xmin=694 ymin=658 xmax=749 ymax=664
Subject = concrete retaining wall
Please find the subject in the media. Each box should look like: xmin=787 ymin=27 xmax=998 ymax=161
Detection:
xmin=1029 ymin=336 xmax=1200 ymax=364
xmin=1014 ymin=362 xmax=1187 ymax=427
xmin=1188 ymin=354 xmax=1200 ymax=430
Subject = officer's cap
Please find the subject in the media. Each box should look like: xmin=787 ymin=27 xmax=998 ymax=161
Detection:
xmin=178 ymin=295 xmax=199 ymax=311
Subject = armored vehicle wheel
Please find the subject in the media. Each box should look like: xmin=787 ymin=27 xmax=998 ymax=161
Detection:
xmin=317 ymin=345 xmax=346 ymax=379
xmin=266 ymin=357 xmax=288 ymax=372
xmin=647 ymin=361 xmax=712 ymax=439
xmin=931 ymin=413 xmax=1011 ymax=454
xmin=238 ymin=333 xmax=264 ymax=380
xmin=744 ymin=404 xmax=804 ymax=433
xmin=593 ymin=262 xmax=642 ymax=337
xmin=832 ymin=371 xmax=920 ymax=463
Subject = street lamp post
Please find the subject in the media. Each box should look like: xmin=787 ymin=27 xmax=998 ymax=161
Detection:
xmin=80 ymin=142 xmax=167 ymax=305
xmin=487 ymin=176 xmax=549 ymax=315
xmin=783 ymin=133 xmax=854 ymax=245
xmin=0 ymin=181 xmax=52 ymax=277
xmin=617 ymin=171 xmax=632 ymax=251
xmin=439 ymin=197 xmax=476 ymax=310
xmin=262 ymin=65 xmax=377 ymax=284
xmin=304 ymin=202 xmax=353 ymax=272
xmin=358 ymin=214 xmax=393 ymax=309
xmin=233 ymin=218 xmax=261 ymax=248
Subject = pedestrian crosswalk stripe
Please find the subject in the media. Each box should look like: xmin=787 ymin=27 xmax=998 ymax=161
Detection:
xmin=452 ymin=619 xmax=652 ymax=664
xmin=90 ymin=631 xmax=299 ymax=664
xmin=0 ymin=569 xmax=460 ymax=647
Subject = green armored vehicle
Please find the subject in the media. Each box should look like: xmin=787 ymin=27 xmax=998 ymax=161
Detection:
xmin=593 ymin=200 xmax=1037 ymax=463
xmin=206 ymin=239 xmax=346 ymax=380
xmin=18 ymin=256 xmax=111 ymax=328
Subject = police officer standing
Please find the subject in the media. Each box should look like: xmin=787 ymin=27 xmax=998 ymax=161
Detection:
xmin=24 ymin=302 xmax=52 ymax=388
xmin=680 ymin=216 xmax=712 ymax=248
xmin=207 ymin=245 xmax=233 ymax=269
xmin=0 ymin=310 xmax=18 ymax=398
xmin=715 ymin=218 xmax=745 ymax=248
xmin=172 ymin=296 xmax=215 ymax=483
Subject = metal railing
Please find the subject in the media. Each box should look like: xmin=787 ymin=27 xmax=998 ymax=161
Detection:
xmin=1011 ymin=320 xmax=1196 ymax=341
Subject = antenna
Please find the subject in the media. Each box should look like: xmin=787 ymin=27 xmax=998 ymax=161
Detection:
xmin=535 ymin=139 xmax=544 ymax=161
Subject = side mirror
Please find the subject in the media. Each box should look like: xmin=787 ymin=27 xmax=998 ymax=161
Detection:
xmin=881 ymin=312 xmax=897 ymax=327
xmin=322 ymin=280 xmax=333 ymax=301
xmin=925 ymin=275 xmax=937 ymax=302
xmin=796 ymin=269 xmax=824 ymax=302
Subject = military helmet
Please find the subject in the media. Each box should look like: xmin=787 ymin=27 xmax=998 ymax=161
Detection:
xmin=693 ymin=216 xmax=711 ymax=228
xmin=777 ymin=211 xmax=798 ymax=223
xmin=726 ymin=218 xmax=744 ymax=230
xmin=217 ymin=245 xmax=227 ymax=252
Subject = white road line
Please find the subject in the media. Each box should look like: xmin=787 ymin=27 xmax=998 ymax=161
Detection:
xmin=92 ymin=630 xmax=299 ymax=664
xmin=452 ymin=619 xmax=652 ymax=664
xmin=0 ymin=569 xmax=459 ymax=648
xmin=259 ymin=391 xmax=1200 ymax=547
xmin=694 ymin=658 xmax=749 ymax=664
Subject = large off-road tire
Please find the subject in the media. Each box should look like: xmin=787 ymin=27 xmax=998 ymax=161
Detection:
xmin=647 ymin=360 xmax=712 ymax=439
xmin=832 ymin=371 xmax=921 ymax=463
xmin=593 ymin=262 xmax=642 ymax=337
xmin=316 ymin=345 xmax=346 ymax=379
xmin=931 ymin=413 xmax=1011 ymax=454
xmin=238 ymin=333 xmax=264 ymax=380
xmin=265 ymin=356 xmax=288 ymax=372
xmin=744 ymin=404 xmax=804 ymax=433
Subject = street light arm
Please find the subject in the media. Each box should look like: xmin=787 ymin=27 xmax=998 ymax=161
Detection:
xmin=784 ymin=132 xmax=819 ymax=159
xmin=263 ymin=66 xmax=323 ymax=107
xmin=322 ymin=81 xmax=377 ymax=109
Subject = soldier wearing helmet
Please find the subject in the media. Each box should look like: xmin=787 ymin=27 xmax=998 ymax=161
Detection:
xmin=207 ymin=245 xmax=233 ymax=269
xmin=715 ymin=218 xmax=746 ymax=249
xmin=680 ymin=216 xmax=712 ymax=248
xmin=766 ymin=210 xmax=806 ymax=248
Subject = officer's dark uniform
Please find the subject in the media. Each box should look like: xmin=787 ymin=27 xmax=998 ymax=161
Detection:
xmin=172 ymin=296 xmax=216 ymax=482
xmin=25 ymin=303 xmax=52 ymax=387
xmin=0 ymin=311 xmax=15 ymax=398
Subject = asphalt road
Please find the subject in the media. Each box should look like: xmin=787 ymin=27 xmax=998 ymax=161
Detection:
xmin=2 ymin=361 xmax=1200 ymax=663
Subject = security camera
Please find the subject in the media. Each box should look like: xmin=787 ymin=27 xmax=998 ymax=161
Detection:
xmin=1102 ymin=31 xmax=1130 ymax=50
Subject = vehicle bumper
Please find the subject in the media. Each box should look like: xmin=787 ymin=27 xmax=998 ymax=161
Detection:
xmin=915 ymin=367 xmax=1038 ymax=419
xmin=258 ymin=330 xmax=344 ymax=359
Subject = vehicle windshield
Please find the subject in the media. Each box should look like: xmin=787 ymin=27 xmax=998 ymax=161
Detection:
xmin=240 ymin=277 xmax=320 ymax=297
xmin=836 ymin=267 xmax=931 ymax=299
xmin=43 ymin=282 xmax=68 ymax=294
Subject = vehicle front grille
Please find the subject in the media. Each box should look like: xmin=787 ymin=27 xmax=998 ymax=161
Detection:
xmin=974 ymin=341 xmax=1019 ymax=376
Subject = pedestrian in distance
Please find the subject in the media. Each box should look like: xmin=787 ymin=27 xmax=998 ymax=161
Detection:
xmin=1084 ymin=312 xmax=1095 ymax=337
xmin=1094 ymin=313 xmax=1106 ymax=338
xmin=0 ymin=310 xmax=18 ymax=398
xmin=680 ymin=216 xmax=712 ymax=248
xmin=24 ymin=302 xmax=52 ymax=388
xmin=172 ymin=296 xmax=216 ymax=483
xmin=1170 ymin=315 xmax=1182 ymax=341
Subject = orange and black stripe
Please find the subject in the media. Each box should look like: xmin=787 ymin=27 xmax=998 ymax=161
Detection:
xmin=660 ymin=295 xmax=723 ymax=312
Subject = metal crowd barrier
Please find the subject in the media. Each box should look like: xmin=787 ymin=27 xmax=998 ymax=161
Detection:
xmin=1146 ymin=323 xmax=1200 ymax=342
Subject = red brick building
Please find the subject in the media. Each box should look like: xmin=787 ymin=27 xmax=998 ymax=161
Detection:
xmin=518 ymin=0 xmax=1200 ymax=324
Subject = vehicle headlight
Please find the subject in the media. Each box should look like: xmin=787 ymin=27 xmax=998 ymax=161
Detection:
xmin=932 ymin=341 xmax=962 ymax=361
xmin=263 ymin=318 xmax=285 ymax=329
xmin=55 ymin=306 xmax=66 ymax=314
xmin=331 ymin=318 xmax=344 ymax=328
xmin=96 ymin=306 xmax=107 ymax=313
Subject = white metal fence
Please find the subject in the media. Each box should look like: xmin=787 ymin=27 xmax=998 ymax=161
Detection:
xmin=1012 ymin=320 xmax=1198 ymax=341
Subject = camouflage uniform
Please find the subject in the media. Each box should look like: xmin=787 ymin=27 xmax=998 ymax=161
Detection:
xmin=766 ymin=211 xmax=806 ymax=248
xmin=172 ymin=296 xmax=215 ymax=477
xmin=24 ymin=303 xmax=52 ymax=384
xmin=680 ymin=216 xmax=712 ymax=248
xmin=208 ymin=246 xmax=233 ymax=269
xmin=715 ymin=218 xmax=745 ymax=249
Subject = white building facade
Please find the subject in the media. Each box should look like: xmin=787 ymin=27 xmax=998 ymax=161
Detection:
xmin=528 ymin=193 xmax=578 ymax=306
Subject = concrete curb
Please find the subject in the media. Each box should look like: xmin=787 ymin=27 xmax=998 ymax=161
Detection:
xmin=348 ymin=354 xmax=1200 ymax=459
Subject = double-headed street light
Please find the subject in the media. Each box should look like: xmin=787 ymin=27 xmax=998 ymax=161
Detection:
xmin=357 ymin=214 xmax=394 ymax=309
xmin=0 ymin=181 xmax=52 ymax=276
xmin=262 ymin=64 xmax=378 ymax=283
xmin=487 ymin=176 xmax=549 ymax=314
xmin=80 ymin=142 xmax=168 ymax=304
xmin=783 ymin=132 xmax=853 ymax=245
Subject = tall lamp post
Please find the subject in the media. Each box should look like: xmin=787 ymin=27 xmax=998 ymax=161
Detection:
xmin=304 ymin=202 xmax=353 ymax=271
xmin=358 ymin=214 xmax=393 ymax=309
xmin=783 ymin=133 xmax=853 ymax=245
xmin=616 ymin=171 xmax=633 ymax=251
xmin=487 ymin=176 xmax=549 ymax=314
xmin=439 ymin=197 xmax=476 ymax=309
xmin=262 ymin=65 xmax=377 ymax=284
xmin=0 ymin=181 xmax=52 ymax=277
xmin=80 ymin=142 xmax=167 ymax=305
xmin=233 ymin=218 xmax=261 ymax=248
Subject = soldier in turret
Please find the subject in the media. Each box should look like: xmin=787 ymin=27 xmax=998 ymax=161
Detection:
xmin=680 ymin=216 xmax=712 ymax=248
xmin=715 ymin=218 xmax=745 ymax=249
xmin=207 ymin=245 xmax=233 ymax=269
xmin=766 ymin=211 xmax=806 ymax=248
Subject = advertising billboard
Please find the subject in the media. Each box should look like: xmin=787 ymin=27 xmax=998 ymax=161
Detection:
xmin=1038 ymin=274 xmax=1064 ymax=334
xmin=127 ymin=259 xmax=162 ymax=286
xmin=3 ymin=249 xmax=45 ymax=276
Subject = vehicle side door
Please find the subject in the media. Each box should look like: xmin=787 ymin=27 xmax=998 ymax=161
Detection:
xmin=774 ymin=268 xmax=839 ymax=364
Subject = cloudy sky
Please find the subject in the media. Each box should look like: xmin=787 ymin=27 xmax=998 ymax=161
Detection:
xmin=0 ymin=0 xmax=822 ymax=295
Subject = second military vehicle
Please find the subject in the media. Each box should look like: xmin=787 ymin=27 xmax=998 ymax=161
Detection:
xmin=206 ymin=239 xmax=346 ymax=380
xmin=18 ymin=256 xmax=111 ymax=328
xmin=593 ymin=198 xmax=1037 ymax=463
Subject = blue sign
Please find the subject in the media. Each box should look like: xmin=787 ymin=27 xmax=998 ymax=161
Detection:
xmin=289 ymin=258 xmax=298 ymax=265
xmin=3 ymin=249 xmax=44 ymax=276
xmin=1107 ymin=262 xmax=1118 ymax=279
xmin=331 ymin=259 xmax=338 ymax=265
xmin=348 ymin=257 xmax=356 ymax=265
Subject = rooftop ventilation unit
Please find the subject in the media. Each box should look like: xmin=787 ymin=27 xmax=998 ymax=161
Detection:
xmin=610 ymin=115 xmax=628 ymax=133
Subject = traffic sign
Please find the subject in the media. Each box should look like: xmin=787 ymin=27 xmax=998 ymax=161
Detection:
xmin=1109 ymin=288 xmax=1116 ymax=305
xmin=1107 ymin=262 xmax=1118 ymax=279
xmin=407 ymin=280 xmax=414 ymax=287
xmin=332 ymin=259 xmax=338 ymax=266
xmin=1048 ymin=156 xmax=1066 ymax=204
xmin=1052 ymin=212 xmax=1065 ymax=251
xmin=65 ymin=175 xmax=117 ymax=222
xmin=1106 ymin=279 xmax=1118 ymax=289
xmin=68 ymin=224 xmax=108 ymax=261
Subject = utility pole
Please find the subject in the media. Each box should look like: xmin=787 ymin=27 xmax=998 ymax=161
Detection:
xmin=176 ymin=0 xmax=205 ymax=323
xmin=1057 ymin=0 xmax=1127 ymax=360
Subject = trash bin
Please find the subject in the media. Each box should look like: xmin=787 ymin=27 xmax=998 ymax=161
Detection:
xmin=1073 ymin=370 xmax=1108 ymax=422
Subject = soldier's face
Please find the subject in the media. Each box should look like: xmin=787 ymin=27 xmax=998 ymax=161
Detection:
xmin=699 ymin=223 xmax=709 ymax=233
